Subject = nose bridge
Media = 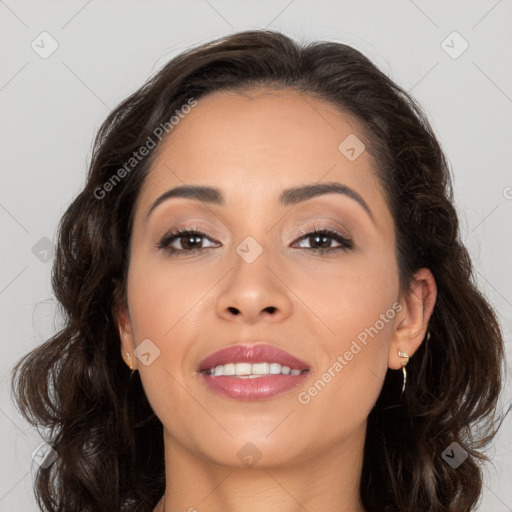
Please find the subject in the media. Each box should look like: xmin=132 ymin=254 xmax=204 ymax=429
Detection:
xmin=215 ymin=232 xmax=293 ymax=323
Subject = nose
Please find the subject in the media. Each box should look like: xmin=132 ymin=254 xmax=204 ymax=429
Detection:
xmin=215 ymin=243 xmax=293 ymax=325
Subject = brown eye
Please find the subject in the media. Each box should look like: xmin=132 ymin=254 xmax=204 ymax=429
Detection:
xmin=293 ymin=228 xmax=353 ymax=253
xmin=180 ymin=233 xmax=203 ymax=250
xmin=306 ymin=233 xmax=332 ymax=249
xmin=157 ymin=229 xmax=218 ymax=254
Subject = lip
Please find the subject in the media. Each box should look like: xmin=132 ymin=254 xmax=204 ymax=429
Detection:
xmin=198 ymin=343 xmax=310 ymax=372
xmin=198 ymin=343 xmax=311 ymax=401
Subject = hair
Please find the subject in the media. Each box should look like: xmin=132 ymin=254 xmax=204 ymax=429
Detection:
xmin=11 ymin=29 xmax=505 ymax=512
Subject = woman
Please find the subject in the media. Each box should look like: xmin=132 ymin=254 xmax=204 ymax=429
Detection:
xmin=12 ymin=30 xmax=504 ymax=512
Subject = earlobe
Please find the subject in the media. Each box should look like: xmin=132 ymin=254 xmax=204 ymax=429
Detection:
xmin=124 ymin=351 xmax=136 ymax=371
xmin=116 ymin=306 xmax=138 ymax=371
xmin=388 ymin=268 xmax=437 ymax=370
xmin=112 ymin=282 xmax=138 ymax=370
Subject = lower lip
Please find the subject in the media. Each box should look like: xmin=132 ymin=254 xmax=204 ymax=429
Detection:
xmin=199 ymin=372 xmax=310 ymax=401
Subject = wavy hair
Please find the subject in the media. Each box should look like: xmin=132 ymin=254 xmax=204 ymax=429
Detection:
xmin=11 ymin=30 xmax=504 ymax=511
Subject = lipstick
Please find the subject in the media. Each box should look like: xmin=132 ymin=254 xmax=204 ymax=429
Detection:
xmin=198 ymin=344 xmax=310 ymax=401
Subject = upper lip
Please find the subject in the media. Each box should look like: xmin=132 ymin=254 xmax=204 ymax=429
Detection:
xmin=198 ymin=343 xmax=310 ymax=372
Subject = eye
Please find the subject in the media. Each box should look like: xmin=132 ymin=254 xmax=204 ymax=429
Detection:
xmin=292 ymin=227 xmax=353 ymax=254
xmin=157 ymin=228 xmax=219 ymax=255
xmin=157 ymin=226 xmax=353 ymax=256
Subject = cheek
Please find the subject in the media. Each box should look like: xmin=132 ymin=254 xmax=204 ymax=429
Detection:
xmin=296 ymin=251 xmax=399 ymax=416
xmin=296 ymin=245 xmax=399 ymax=339
xmin=124 ymin=255 xmax=234 ymax=423
xmin=126 ymin=256 xmax=211 ymax=340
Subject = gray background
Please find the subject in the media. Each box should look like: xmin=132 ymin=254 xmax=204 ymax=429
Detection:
xmin=1 ymin=1 xmax=511 ymax=510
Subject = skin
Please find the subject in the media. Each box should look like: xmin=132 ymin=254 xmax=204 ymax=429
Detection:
xmin=117 ymin=88 xmax=437 ymax=512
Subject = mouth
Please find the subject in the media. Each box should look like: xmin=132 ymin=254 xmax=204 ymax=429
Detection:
xmin=198 ymin=343 xmax=310 ymax=401
xmin=203 ymin=362 xmax=308 ymax=378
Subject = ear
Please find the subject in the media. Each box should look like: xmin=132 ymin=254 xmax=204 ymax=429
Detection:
xmin=113 ymin=283 xmax=138 ymax=371
xmin=388 ymin=268 xmax=437 ymax=370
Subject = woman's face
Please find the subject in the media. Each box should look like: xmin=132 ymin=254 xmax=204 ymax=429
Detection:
xmin=119 ymin=88 xmax=404 ymax=468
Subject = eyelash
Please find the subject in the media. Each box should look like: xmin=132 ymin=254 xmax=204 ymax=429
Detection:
xmin=157 ymin=225 xmax=353 ymax=256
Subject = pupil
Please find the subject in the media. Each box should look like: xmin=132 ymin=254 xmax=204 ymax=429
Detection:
xmin=183 ymin=235 xmax=201 ymax=249
xmin=312 ymin=235 xmax=329 ymax=249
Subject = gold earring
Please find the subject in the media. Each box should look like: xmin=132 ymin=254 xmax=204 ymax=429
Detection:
xmin=126 ymin=352 xmax=135 ymax=371
xmin=398 ymin=350 xmax=409 ymax=395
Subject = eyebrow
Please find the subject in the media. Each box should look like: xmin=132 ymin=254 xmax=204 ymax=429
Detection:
xmin=146 ymin=182 xmax=374 ymax=222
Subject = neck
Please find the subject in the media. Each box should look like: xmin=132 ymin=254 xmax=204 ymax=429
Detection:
xmin=156 ymin=427 xmax=366 ymax=512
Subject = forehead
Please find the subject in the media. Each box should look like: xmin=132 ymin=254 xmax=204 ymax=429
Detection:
xmin=136 ymin=87 xmax=388 ymax=216
xmin=153 ymin=88 xmax=368 ymax=166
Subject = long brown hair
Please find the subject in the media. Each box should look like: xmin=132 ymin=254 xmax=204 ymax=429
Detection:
xmin=11 ymin=30 xmax=505 ymax=511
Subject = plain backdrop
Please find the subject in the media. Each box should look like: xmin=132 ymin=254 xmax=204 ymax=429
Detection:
xmin=1 ymin=1 xmax=511 ymax=510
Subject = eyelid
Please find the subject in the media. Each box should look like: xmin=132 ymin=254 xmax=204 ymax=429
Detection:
xmin=289 ymin=222 xmax=352 ymax=242
xmin=156 ymin=220 xmax=354 ymax=254
xmin=155 ymin=221 xmax=217 ymax=243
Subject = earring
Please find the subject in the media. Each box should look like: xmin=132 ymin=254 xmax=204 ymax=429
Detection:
xmin=126 ymin=352 xmax=135 ymax=372
xmin=398 ymin=350 xmax=409 ymax=395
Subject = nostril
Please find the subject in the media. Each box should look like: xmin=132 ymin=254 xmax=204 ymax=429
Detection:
xmin=228 ymin=307 xmax=240 ymax=315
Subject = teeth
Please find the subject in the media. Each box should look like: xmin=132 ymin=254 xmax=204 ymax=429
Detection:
xmin=270 ymin=363 xmax=282 ymax=374
xmin=252 ymin=362 xmax=269 ymax=374
xmin=235 ymin=362 xmax=252 ymax=375
xmin=223 ymin=363 xmax=235 ymax=375
xmin=207 ymin=362 xmax=306 ymax=377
